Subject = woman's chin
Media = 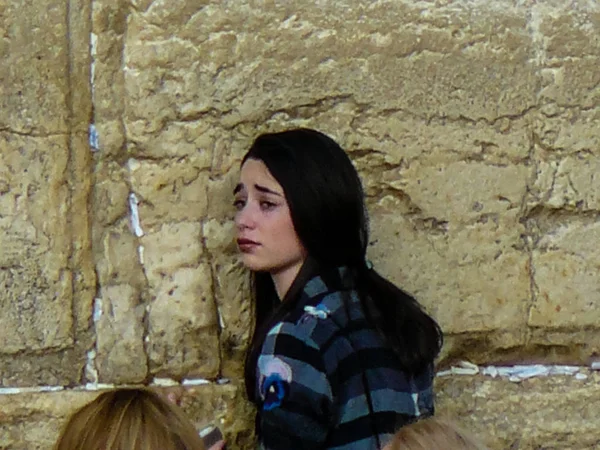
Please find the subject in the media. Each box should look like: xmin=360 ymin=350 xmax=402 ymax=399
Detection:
xmin=240 ymin=254 xmax=271 ymax=272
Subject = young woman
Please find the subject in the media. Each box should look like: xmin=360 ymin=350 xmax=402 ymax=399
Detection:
xmin=234 ymin=128 xmax=443 ymax=450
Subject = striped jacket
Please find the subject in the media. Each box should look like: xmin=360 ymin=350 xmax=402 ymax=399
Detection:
xmin=254 ymin=266 xmax=434 ymax=450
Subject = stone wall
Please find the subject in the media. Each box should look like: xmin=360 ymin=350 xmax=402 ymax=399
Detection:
xmin=0 ymin=0 xmax=599 ymax=448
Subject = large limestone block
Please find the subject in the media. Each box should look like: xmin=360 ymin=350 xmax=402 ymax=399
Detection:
xmin=366 ymin=157 xmax=531 ymax=361
xmin=0 ymin=390 xmax=98 ymax=450
xmin=0 ymin=134 xmax=71 ymax=290
xmin=539 ymin=2 xmax=600 ymax=61
xmin=539 ymin=57 xmax=600 ymax=110
xmin=0 ymin=0 xmax=70 ymax=134
xmin=95 ymin=284 xmax=147 ymax=383
xmin=350 ymin=113 xmax=531 ymax=165
xmin=120 ymin=0 xmax=537 ymax=136
xmin=370 ymin=213 xmax=529 ymax=353
xmin=90 ymin=0 xmax=128 ymax=156
xmin=0 ymin=349 xmax=90 ymax=388
xmin=0 ymin=137 xmax=94 ymax=385
xmin=139 ymin=220 xmax=220 ymax=378
xmin=128 ymin=158 xmax=210 ymax=230
xmin=142 ymin=221 xmax=204 ymax=279
xmin=204 ymin=218 xmax=252 ymax=377
xmin=436 ymin=371 xmax=600 ymax=449
xmin=530 ymin=221 xmax=600 ymax=332
xmin=147 ymin=263 xmax=220 ymax=378
xmin=92 ymin=161 xmax=131 ymax=228
xmin=534 ymin=2 xmax=600 ymax=109
xmin=174 ymin=382 xmax=256 ymax=450
xmin=397 ymin=161 xmax=529 ymax=223
xmin=94 ymin=222 xmax=147 ymax=289
xmin=0 ymin=134 xmax=75 ymax=371
xmin=533 ymin=107 xmax=600 ymax=157
xmin=129 ymin=121 xmax=217 ymax=160
xmin=0 ymin=0 xmax=94 ymax=383
xmin=530 ymin=152 xmax=600 ymax=211
xmin=210 ymin=254 xmax=251 ymax=378
xmin=0 ymin=383 xmax=254 ymax=450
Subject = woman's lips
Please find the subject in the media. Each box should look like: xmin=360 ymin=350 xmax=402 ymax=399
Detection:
xmin=237 ymin=238 xmax=260 ymax=252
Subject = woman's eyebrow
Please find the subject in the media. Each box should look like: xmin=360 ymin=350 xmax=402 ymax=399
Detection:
xmin=233 ymin=183 xmax=244 ymax=195
xmin=255 ymin=184 xmax=283 ymax=197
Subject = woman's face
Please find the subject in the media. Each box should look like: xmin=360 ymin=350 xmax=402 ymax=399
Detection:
xmin=234 ymin=158 xmax=306 ymax=278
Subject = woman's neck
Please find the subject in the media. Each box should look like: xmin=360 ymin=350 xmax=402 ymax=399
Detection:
xmin=271 ymin=259 xmax=306 ymax=300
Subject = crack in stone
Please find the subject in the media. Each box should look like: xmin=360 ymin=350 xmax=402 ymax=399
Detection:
xmin=0 ymin=128 xmax=69 ymax=138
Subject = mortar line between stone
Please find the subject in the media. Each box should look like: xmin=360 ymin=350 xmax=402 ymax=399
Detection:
xmin=0 ymin=364 xmax=596 ymax=395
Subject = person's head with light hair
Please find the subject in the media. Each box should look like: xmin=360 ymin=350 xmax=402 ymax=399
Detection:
xmin=53 ymin=388 xmax=206 ymax=450
xmin=384 ymin=417 xmax=488 ymax=450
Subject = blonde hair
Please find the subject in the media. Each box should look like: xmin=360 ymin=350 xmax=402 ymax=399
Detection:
xmin=384 ymin=417 xmax=488 ymax=450
xmin=54 ymin=388 xmax=206 ymax=450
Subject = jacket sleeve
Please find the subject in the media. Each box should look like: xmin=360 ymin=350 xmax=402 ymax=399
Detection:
xmin=256 ymin=325 xmax=333 ymax=450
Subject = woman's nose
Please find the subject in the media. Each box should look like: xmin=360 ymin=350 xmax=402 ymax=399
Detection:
xmin=235 ymin=205 xmax=256 ymax=230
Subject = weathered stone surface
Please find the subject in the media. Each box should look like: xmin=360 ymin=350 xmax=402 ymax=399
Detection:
xmin=142 ymin=221 xmax=204 ymax=278
xmin=122 ymin=0 xmax=537 ymax=129
xmin=0 ymin=0 xmax=95 ymax=385
xmin=398 ymin=161 xmax=529 ymax=222
xmin=90 ymin=0 xmax=128 ymax=156
xmin=175 ymin=382 xmax=256 ymax=450
xmin=533 ymin=108 xmax=600 ymax=157
xmin=0 ymin=135 xmax=72 ymax=353
xmin=531 ymin=153 xmax=600 ymax=211
xmin=137 ymin=219 xmax=220 ymax=378
xmin=206 ymin=237 xmax=253 ymax=377
xmin=530 ymin=221 xmax=600 ymax=329
xmin=0 ymin=390 xmax=99 ymax=450
xmin=536 ymin=2 xmax=600 ymax=109
xmin=92 ymin=161 xmax=131 ymax=228
xmin=369 ymin=211 xmax=530 ymax=362
xmin=0 ymin=350 xmax=89 ymax=387
xmin=146 ymin=262 xmax=220 ymax=379
xmin=94 ymin=222 xmax=146 ymax=289
xmin=212 ymin=259 xmax=252 ymax=378
xmin=539 ymin=2 xmax=600 ymax=61
xmin=95 ymin=284 xmax=147 ymax=383
xmin=0 ymin=132 xmax=94 ymax=385
xmin=368 ymin=159 xmax=531 ymax=357
xmin=350 ymin=113 xmax=531 ymax=165
xmin=128 ymin=158 xmax=210 ymax=230
xmin=130 ymin=122 xmax=216 ymax=160
xmin=0 ymin=0 xmax=70 ymax=134
xmin=436 ymin=371 xmax=600 ymax=449
xmin=0 ymin=383 xmax=254 ymax=450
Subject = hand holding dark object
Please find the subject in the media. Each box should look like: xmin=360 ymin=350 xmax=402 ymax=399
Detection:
xmin=200 ymin=425 xmax=226 ymax=450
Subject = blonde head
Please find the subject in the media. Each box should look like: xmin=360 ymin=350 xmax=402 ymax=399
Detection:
xmin=384 ymin=417 xmax=488 ymax=450
xmin=54 ymin=388 xmax=206 ymax=450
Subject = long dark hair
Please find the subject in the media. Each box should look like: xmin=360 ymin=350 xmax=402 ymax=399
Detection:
xmin=242 ymin=128 xmax=443 ymax=400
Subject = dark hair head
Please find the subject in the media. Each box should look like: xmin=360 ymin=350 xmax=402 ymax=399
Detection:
xmin=242 ymin=128 xmax=442 ymax=401
xmin=242 ymin=128 xmax=368 ymax=270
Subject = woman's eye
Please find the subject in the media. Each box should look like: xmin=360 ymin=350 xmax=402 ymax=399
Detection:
xmin=260 ymin=201 xmax=277 ymax=211
xmin=233 ymin=199 xmax=246 ymax=210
